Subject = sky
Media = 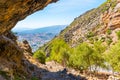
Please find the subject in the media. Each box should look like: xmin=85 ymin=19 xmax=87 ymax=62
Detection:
xmin=13 ymin=0 xmax=106 ymax=31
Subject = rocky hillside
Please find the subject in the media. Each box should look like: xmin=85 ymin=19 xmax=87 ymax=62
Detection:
xmin=40 ymin=0 xmax=119 ymax=49
xmin=60 ymin=0 xmax=118 ymax=46
xmin=35 ymin=0 xmax=120 ymax=79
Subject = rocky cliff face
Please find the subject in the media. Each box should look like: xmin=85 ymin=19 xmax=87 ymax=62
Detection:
xmin=0 ymin=0 xmax=57 ymax=79
xmin=63 ymin=8 xmax=101 ymax=46
xmin=60 ymin=0 xmax=118 ymax=46
xmin=57 ymin=0 xmax=119 ymax=46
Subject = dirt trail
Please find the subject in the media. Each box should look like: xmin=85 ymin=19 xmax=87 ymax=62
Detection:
xmin=25 ymin=53 xmax=120 ymax=80
xmin=24 ymin=53 xmax=86 ymax=80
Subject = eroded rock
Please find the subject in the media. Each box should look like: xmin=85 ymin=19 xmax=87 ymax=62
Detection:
xmin=0 ymin=0 xmax=58 ymax=79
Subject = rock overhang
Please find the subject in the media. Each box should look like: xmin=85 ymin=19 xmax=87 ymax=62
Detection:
xmin=0 ymin=0 xmax=58 ymax=34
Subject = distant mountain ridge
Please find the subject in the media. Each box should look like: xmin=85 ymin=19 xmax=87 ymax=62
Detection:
xmin=15 ymin=25 xmax=67 ymax=34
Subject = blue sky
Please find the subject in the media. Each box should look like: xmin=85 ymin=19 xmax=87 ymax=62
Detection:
xmin=13 ymin=0 xmax=106 ymax=30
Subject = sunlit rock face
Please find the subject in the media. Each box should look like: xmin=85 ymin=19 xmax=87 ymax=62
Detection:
xmin=0 ymin=0 xmax=57 ymax=78
xmin=40 ymin=0 xmax=120 ymax=48
xmin=0 ymin=0 xmax=57 ymax=34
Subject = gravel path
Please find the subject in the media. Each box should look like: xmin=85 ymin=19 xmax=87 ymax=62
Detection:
xmin=30 ymin=61 xmax=86 ymax=80
xmin=24 ymin=53 xmax=86 ymax=80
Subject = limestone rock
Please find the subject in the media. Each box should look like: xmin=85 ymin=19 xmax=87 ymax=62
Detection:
xmin=18 ymin=40 xmax=32 ymax=54
xmin=0 ymin=35 xmax=24 ymax=77
xmin=0 ymin=0 xmax=58 ymax=79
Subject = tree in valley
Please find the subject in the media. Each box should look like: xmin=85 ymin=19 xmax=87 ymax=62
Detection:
xmin=105 ymin=41 xmax=120 ymax=72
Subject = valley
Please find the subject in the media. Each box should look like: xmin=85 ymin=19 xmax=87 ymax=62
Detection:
xmin=14 ymin=25 xmax=67 ymax=52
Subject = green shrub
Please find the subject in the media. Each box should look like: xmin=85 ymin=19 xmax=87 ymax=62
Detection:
xmin=105 ymin=41 xmax=120 ymax=72
xmin=106 ymin=29 xmax=111 ymax=35
xmin=34 ymin=50 xmax=46 ymax=64
xmin=14 ymin=75 xmax=21 ymax=80
xmin=100 ymin=0 xmax=116 ymax=12
xmin=100 ymin=37 xmax=105 ymax=42
xmin=116 ymin=30 xmax=120 ymax=40
xmin=69 ymin=42 xmax=94 ymax=71
xmin=31 ymin=77 xmax=39 ymax=80
xmin=46 ymin=38 xmax=71 ymax=65
xmin=100 ymin=0 xmax=110 ymax=12
xmin=92 ymin=41 xmax=107 ymax=70
xmin=69 ymin=41 xmax=106 ymax=72
xmin=106 ymin=37 xmax=112 ymax=45
xmin=86 ymin=31 xmax=95 ymax=38
xmin=111 ymin=0 xmax=117 ymax=9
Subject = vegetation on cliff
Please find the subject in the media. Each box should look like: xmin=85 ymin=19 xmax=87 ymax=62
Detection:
xmin=34 ymin=0 xmax=120 ymax=78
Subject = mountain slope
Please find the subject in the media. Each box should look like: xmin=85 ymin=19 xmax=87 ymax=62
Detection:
xmin=59 ymin=0 xmax=117 ymax=46
xmin=38 ymin=0 xmax=117 ymax=50
xmin=34 ymin=0 xmax=120 ymax=78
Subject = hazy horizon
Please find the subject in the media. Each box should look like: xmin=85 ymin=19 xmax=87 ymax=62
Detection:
xmin=12 ymin=25 xmax=67 ymax=32
xmin=13 ymin=0 xmax=106 ymax=30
